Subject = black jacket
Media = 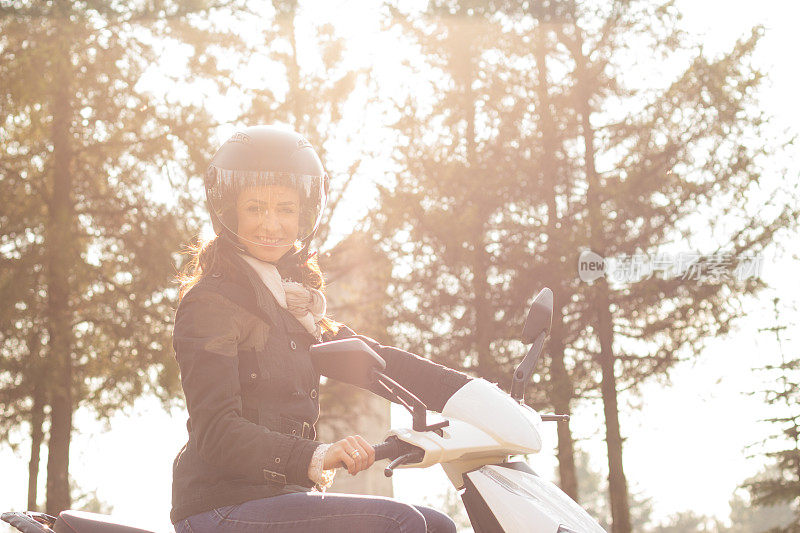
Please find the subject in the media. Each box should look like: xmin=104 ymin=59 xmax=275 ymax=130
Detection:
xmin=170 ymin=255 xmax=470 ymax=524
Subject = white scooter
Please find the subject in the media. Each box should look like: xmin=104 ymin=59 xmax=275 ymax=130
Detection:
xmin=2 ymin=288 xmax=605 ymax=533
xmin=310 ymin=287 xmax=606 ymax=533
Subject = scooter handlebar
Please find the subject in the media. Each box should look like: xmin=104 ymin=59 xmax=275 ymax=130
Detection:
xmin=373 ymin=440 xmax=397 ymax=461
xmin=373 ymin=436 xmax=417 ymax=461
xmin=372 ymin=436 xmax=425 ymax=477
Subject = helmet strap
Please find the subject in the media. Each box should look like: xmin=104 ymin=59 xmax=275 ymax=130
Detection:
xmin=219 ymin=229 xmax=249 ymax=255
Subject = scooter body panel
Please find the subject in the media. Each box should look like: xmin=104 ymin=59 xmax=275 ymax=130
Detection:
xmin=464 ymin=465 xmax=606 ymax=533
xmin=385 ymin=379 xmax=545 ymax=472
xmin=442 ymin=379 xmax=543 ymax=453
xmin=388 ymin=418 xmax=506 ymax=469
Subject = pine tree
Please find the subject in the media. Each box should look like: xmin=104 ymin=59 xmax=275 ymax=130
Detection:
xmin=374 ymin=0 xmax=605 ymax=505
xmin=376 ymin=3 xmax=798 ymax=531
xmin=376 ymin=0 xmax=605 ymax=504
xmin=745 ymin=298 xmax=800 ymax=531
xmin=557 ymin=3 xmax=798 ymax=529
xmin=376 ymin=1 xmax=542 ymax=379
xmin=727 ymin=475 xmax=794 ymax=532
xmin=0 ymin=0 xmax=243 ymax=513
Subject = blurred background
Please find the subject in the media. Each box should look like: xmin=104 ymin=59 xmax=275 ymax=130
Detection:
xmin=1 ymin=0 xmax=799 ymax=532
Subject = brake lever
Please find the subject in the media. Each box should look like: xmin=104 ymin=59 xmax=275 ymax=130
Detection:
xmin=384 ymin=452 xmax=420 ymax=477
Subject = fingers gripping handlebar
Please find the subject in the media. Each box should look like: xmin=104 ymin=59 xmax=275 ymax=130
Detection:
xmin=373 ymin=435 xmax=421 ymax=461
xmin=372 ymin=436 xmax=425 ymax=477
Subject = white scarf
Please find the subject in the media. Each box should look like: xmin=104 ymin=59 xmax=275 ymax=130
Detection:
xmin=238 ymin=254 xmax=327 ymax=338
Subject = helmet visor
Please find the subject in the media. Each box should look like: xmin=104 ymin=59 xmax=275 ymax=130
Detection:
xmin=206 ymin=168 xmax=327 ymax=248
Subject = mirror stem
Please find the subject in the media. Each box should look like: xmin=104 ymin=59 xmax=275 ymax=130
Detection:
xmin=510 ymin=331 xmax=547 ymax=402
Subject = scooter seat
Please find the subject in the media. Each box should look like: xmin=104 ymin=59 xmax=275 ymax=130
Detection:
xmin=54 ymin=511 xmax=156 ymax=533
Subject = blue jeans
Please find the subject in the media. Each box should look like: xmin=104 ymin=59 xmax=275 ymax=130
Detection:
xmin=174 ymin=493 xmax=456 ymax=533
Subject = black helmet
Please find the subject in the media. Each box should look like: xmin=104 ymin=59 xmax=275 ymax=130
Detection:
xmin=205 ymin=125 xmax=328 ymax=257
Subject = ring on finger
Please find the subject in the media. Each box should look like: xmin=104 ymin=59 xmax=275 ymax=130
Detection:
xmin=349 ymin=449 xmax=361 ymax=459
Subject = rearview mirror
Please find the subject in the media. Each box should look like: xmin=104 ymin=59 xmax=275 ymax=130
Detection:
xmin=309 ymin=338 xmax=387 ymax=389
xmin=511 ymin=287 xmax=554 ymax=402
xmin=521 ymin=288 xmax=553 ymax=344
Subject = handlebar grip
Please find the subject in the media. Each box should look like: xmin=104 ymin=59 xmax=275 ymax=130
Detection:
xmin=372 ymin=437 xmax=426 ymax=477
xmin=373 ymin=439 xmax=399 ymax=461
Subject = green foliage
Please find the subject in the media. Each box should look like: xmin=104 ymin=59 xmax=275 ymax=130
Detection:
xmin=0 ymin=0 xmax=225 ymax=418
xmin=375 ymin=0 xmax=795 ymax=388
xmin=744 ymin=299 xmax=800 ymax=531
xmin=726 ymin=484 xmax=795 ymax=533
xmin=649 ymin=511 xmax=721 ymax=533
xmin=374 ymin=0 xmax=798 ymax=528
xmin=570 ymin=448 xmax=795 ymax=532
xmin=374 ymin=3 xmax=546 ymax=385
xmin=0 ymin=0 xmax=247 ymax=509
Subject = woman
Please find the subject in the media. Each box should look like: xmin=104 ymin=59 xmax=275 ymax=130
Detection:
xmin=171 ymin=126 xmax=470 ymax=532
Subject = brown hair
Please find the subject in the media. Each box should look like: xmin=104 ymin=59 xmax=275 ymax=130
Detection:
xmin=177 ymin=235 xmax=339 ymax=335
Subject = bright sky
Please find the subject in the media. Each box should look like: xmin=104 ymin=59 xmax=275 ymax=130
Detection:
xmin=2 ymin=1 xmax=799 ymax=532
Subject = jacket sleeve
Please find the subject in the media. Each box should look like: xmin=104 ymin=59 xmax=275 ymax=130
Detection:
xmin=174 ymin=287 xmax=320 ymax=487
xmin=329 ymin=326 xmax=471 ymax=413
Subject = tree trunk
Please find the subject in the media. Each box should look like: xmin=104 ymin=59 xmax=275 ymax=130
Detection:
xmin=534 ymin=24 xmax=579 ymax=502
xmin=281 ymin=0 xmax=304 ymax=132
xmin=549 ymin=324 xmax=579 ymax=500
xmin=45 ymin=14 xmax=74 ymax=513
xmin=579 ymin=93 xmax=632 ymax=533
xmin=582 ymin=119 xmax=632 ymax=533
xmin=25 ymin=329 xmax=46 ymax=511
xmin=28 ymin=382 xmax=46 ymax=511
xmin=457 ymin=42 xmax=494 ymax=381
xmin=596 ymin=282 xmax=630 ymax=533
xmin=574 ymin=27 xmax=631 ymax=532
xmin=473 ymin=247 xmax=493 ymax=378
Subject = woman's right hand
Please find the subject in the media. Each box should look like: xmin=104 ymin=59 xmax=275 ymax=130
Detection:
xmin=322 ymin=435 xmax=375 ymax=475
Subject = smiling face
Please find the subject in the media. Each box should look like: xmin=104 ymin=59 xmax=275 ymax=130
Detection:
xmin=236 ymin=185 xmax=300 ymax=263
